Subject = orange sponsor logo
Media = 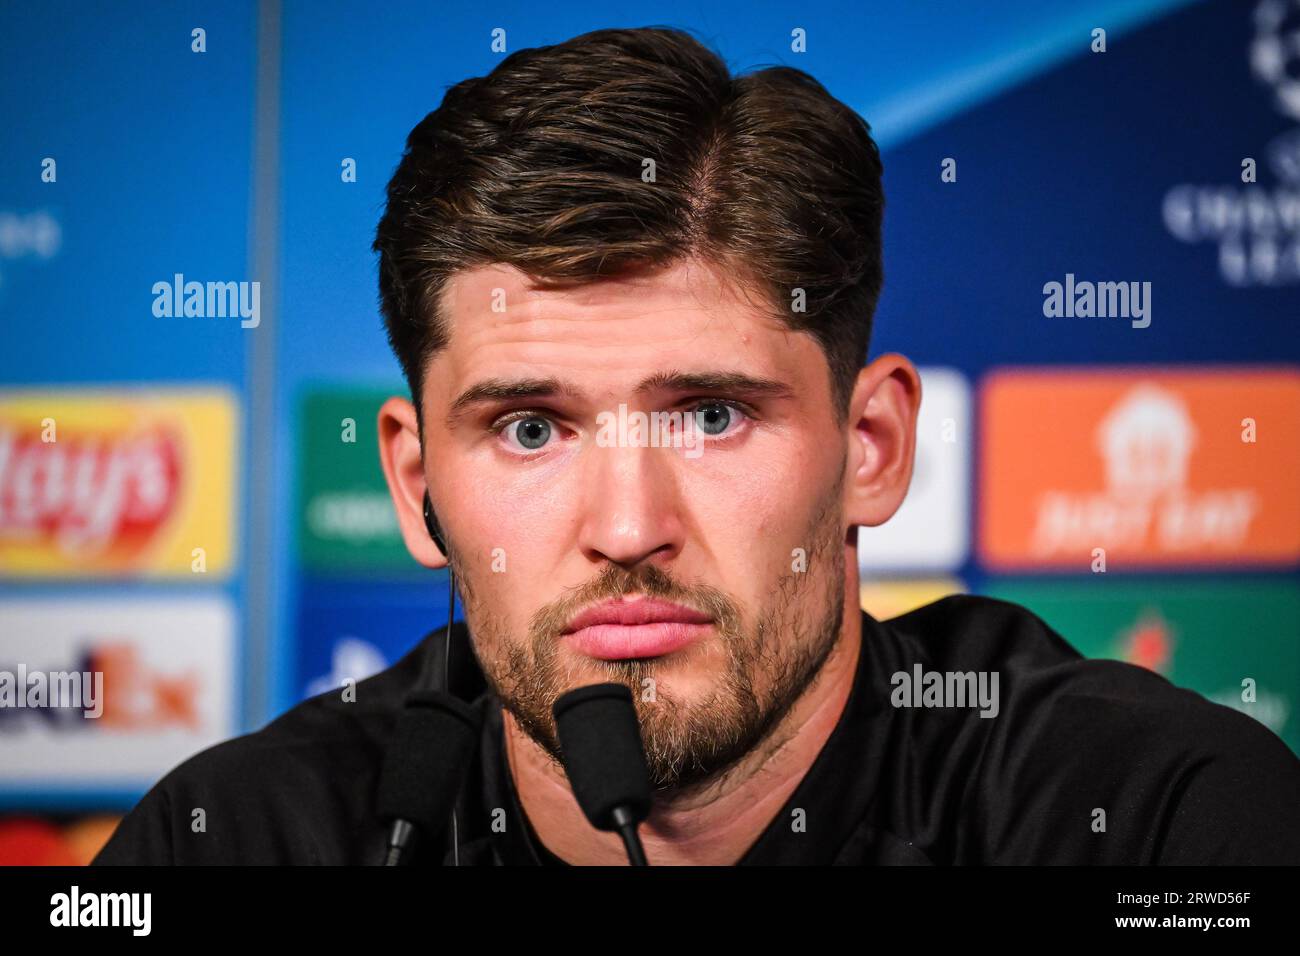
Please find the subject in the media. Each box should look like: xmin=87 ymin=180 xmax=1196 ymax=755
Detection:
xmin=92 ymin=643 xmax=201 ymax=731
xmin=980 ymin=368 xmax=1300 ymax=568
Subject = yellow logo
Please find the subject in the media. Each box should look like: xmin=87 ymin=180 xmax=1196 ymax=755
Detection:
xmin=0 ymin=388 xmax=238 ymax=578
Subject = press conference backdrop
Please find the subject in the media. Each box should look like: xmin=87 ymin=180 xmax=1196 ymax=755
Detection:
xmin=1 ymin=0 xmax=1297 ymax=864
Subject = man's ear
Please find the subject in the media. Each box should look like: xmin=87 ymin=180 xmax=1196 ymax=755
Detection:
xmin=377 ymin=396 xmax=448 ymax=570
xmin=844 ymin=353 xmax=922 ymax=528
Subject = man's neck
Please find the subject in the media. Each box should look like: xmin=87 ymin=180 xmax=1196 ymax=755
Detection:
xmin=503 ymin=588 xmax=864 ymax=865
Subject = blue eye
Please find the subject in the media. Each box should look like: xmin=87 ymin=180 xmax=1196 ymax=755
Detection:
xmin=692 ymin=402 xmax=739 ymax=436
xmin=504 ymin=416 xmax=552 ymax=451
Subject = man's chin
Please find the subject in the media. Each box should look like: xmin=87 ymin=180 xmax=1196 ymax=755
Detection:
xmin=502 ymin=659 xmax=753 ymax=788
xmin=559 ymin=648 xmax=725 ymax=701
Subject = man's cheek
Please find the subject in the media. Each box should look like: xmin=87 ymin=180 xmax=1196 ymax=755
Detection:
xmin=724 ymin=518 xmax=797 ymax=599
xmin=460 ymin=528 xmax=524 ymax=604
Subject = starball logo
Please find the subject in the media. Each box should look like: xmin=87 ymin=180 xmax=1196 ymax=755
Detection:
xmin=1161 ymin=0 xmax=1300 ymax=286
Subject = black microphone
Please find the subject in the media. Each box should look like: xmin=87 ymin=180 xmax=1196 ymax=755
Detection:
xmin=377 ymin=689 xmax=483 ymax=865
xmin=552 ymin=683 xmax=653 ymax=865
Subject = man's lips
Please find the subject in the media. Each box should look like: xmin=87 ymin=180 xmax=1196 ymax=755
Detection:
xmin=561 ymin=597 xmax=714 ymax=660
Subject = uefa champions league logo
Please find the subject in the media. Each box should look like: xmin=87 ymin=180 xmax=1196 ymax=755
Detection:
xmin=1160 ymin=0 xmax=1300 ymax=285
xmin=1251 ymin=0 xmax=1300 ymax=124
xmin=1254 ymin=0 xmax=1300 ymax=187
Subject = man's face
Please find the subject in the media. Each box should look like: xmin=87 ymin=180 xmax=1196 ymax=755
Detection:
xmin=426 ymin=257 xmax=851 ymax=791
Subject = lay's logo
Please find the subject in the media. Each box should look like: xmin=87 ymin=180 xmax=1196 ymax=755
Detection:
xmin=0 ymin=388 xmax=237 ymax=578
xmin=980 ymin=368 xmax=1300 ymax=569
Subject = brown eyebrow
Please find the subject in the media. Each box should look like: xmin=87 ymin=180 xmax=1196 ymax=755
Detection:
xmin=446 ymin=377 xmax=581 ymax=425
xmin=632 ymin=370 xmax=795 ymax=399
xmin=446 ymin=370 xmax=794 ymax=427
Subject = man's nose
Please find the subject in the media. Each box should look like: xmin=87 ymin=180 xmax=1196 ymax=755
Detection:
xmin=576 ymin=442 xmax=685 ymax=569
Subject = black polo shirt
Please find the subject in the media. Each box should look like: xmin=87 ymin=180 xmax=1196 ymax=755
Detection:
xmin=92 ymin=595 xmax=1300 ymax=865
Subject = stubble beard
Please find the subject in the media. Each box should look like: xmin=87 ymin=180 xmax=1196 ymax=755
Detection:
xmin=461 ymin=474 xmax=847 ymax=794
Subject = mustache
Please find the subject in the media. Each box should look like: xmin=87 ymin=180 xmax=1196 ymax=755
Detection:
xmin=528 ymin=563 xmax=741 ymax=643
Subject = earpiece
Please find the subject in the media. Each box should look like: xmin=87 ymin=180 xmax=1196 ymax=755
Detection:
xmin=420 ymin=486 xmax=462 ymax=865
xmin=423 ymin=489 xmax=448 ymax=557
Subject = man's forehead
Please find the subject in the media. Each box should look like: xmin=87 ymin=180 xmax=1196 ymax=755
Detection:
xmin=437 ymin=258 xmax=782 ymax=344
xmin=427 ymin=258 xmax=830 ymax=413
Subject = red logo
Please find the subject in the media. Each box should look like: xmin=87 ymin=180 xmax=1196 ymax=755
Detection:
xmin=0 ymin=426 xmax=181 ymax=560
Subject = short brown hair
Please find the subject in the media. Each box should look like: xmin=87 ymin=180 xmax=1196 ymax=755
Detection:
xmin=374 ymin=27 xmax=885 ymax=434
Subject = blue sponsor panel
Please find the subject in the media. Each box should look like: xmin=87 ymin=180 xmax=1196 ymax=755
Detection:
xmin=877 ymin=0 xmax=1299 ymax=372
xmin=0 ymin=0 xmax=258 ymax=387
xmin=294 ymin=577 xmax=456 ymax=703
xmin=0 ymin=0 xmax=256 ymax=831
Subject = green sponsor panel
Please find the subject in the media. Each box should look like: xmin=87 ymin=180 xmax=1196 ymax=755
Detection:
xmin=984 ymin=579 xmax=1300 ymax=754
xmin=298 ymin=386 xmax=417 ymax=573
